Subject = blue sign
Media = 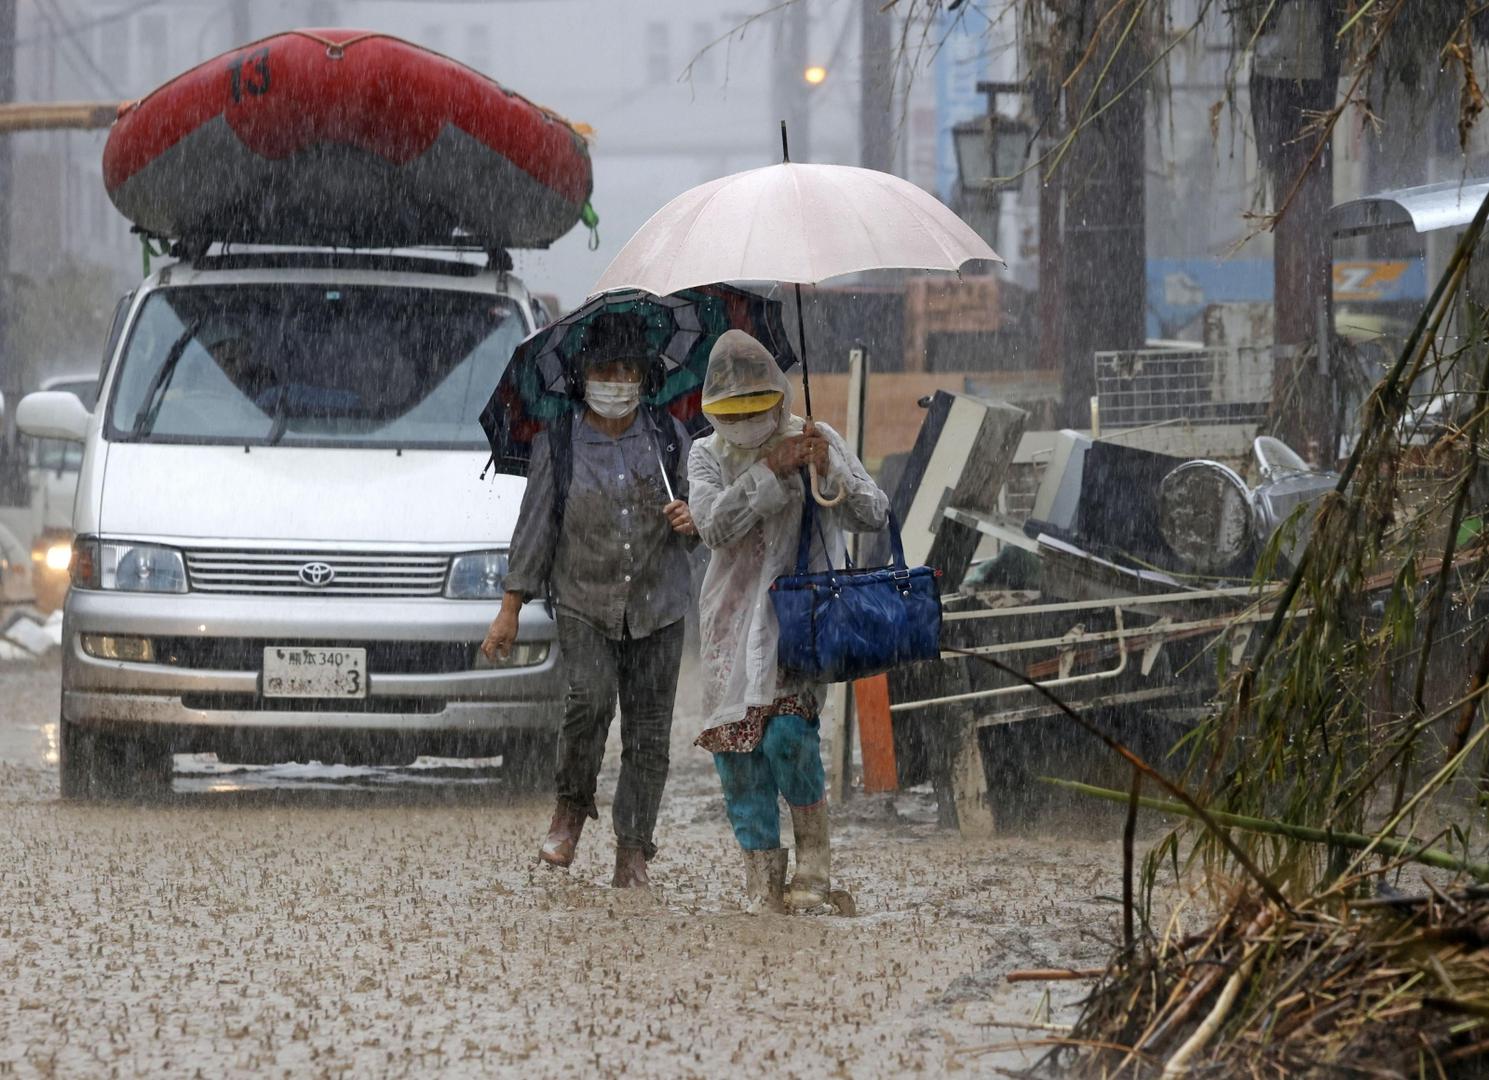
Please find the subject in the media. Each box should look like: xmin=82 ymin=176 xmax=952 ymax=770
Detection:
xmin=1145 ymin=257 xmax=1428 ymax=339
xmin=1146 ymin=258 xmax=1272 ymax=339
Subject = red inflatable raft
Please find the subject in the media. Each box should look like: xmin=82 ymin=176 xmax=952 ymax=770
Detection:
xmin=103 ymin=29 xmax=594 ymax=249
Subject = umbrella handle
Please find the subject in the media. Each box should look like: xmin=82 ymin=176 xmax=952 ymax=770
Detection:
xmin=809 ymin=462 xmax=846 ymax=508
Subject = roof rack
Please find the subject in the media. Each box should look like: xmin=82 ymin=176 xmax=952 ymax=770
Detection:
xmin=134 ymin=230 xmax=516 ymax=276
xmin=134 ymin=226 xmax=515 ymax=270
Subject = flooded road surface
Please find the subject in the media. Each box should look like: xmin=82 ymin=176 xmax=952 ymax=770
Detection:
xmin=0 ymin=655 xmax=1130 ymax=1076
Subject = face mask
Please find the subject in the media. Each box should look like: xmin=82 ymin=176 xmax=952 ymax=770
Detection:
xmin=585 ymin=379 xmax=640 ymax=419
xmin=715 ymin=410 xmax=779 ymax=449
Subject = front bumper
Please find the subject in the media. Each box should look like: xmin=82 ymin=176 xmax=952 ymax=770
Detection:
xmin=61 ymin=589 xmax=563 ymax=738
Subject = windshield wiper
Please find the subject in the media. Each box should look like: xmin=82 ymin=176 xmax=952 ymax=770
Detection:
xmin=130 ymin=319 xmax=203 ymax=439
xmin=264 ymin=382 xmax=292 ymax=445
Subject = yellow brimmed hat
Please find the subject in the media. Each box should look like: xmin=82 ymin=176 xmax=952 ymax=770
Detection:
xmin=702 ymin=390 xmax=784 ymax=416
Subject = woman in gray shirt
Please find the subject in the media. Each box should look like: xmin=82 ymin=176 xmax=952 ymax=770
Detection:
xmin=482 ymin=314 xmax=695 ymax=887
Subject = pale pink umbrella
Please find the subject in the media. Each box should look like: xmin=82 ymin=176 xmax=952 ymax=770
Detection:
xmin=593 ymin=126 xmax=1002 ymax=504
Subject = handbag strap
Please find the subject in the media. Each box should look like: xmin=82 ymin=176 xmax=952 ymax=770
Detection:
xmin=793 ymin=469 xmax=910 ymax=575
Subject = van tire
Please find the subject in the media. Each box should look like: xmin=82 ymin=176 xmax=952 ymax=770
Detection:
xmin=60 ymin=718 xmax=173 ymax=800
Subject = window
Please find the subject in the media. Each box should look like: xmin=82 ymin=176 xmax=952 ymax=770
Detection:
xmin=137 ymin=14 xmax=168 ymax=91
xmin=646 ymin=22 xmax=670 ymax=85
xmin=690 ymin=21 xmax=713 ymax=83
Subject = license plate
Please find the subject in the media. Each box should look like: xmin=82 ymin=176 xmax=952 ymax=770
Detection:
xmin=262 ymin=646 xmax=367 ymax=699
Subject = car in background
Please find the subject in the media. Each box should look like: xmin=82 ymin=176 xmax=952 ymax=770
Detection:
xmin=16 ymin=246 xmax=563 ymax=797
xmin=26 ymin=373 xmax=100 ymax=611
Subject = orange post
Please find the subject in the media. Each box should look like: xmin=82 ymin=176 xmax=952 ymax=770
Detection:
xmin=855 ymin=674 xmax=898 ymax=793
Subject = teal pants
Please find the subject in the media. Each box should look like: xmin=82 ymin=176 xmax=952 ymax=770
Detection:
xmin=712 ymin=714 xmax=826 ymax=850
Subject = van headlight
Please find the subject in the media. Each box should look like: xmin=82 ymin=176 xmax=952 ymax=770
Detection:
xmin=445 ymin=551 xmax=508 ymax=599
xmin=71 ymin=538 xmax=188 ymax=593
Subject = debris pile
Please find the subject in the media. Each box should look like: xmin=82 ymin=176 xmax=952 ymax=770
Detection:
xmin=1058 ymin=888 xmax=1489 ymax=1076
xmin=0 ymin=608 xmax=62 ymax=661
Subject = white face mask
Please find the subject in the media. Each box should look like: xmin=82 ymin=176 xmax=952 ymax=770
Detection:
xmin=714 ymin=410 xmax=779 ymax=449
xmin=585 ymin=379 xmax=640 ymax=419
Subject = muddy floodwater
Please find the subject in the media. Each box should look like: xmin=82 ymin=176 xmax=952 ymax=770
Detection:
xmin=0 ymin=654 xmax=1132 ymax=1076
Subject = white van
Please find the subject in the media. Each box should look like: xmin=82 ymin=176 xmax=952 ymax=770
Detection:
xmin=16 ymin=247 xmax=562 ymax=797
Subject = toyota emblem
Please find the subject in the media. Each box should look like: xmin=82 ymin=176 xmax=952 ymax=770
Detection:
xmin=298 ymin=561 xmax=336 ymax=587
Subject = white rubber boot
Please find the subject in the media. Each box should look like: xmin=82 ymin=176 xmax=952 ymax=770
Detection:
xmin=742 ymin=848 xmax=787 ymax=913
xmin=785 ymin=802 xmax=854 ymax=914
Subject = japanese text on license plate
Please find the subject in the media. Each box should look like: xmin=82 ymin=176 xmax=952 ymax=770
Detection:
xmin=262 ymin=647 xmax=367 ymax=699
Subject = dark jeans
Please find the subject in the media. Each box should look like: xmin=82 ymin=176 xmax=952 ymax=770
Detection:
xmin=554 ymin=613 xmax=683 ymax=859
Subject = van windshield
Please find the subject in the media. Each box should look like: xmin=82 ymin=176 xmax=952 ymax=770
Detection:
xmin=106 ymin=284 xmax=527 ymax=448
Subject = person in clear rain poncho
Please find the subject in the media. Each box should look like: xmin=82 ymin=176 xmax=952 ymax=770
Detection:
xmin=688 ymin=330 xmax=889 ymax=913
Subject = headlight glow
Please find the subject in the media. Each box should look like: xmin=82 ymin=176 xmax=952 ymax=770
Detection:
xmin=43 ymin=543 xmax=72 ymax=572
xmin=445 ymin=550 xmax=509 ymax=600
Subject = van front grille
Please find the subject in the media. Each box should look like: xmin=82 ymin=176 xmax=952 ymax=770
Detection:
xmin=183 ymin=549 xmax=450 ymax=597
xmin=180 ymin=693 xmax=445 ymax=714
xmin=155 ymin=638 xmax=476 ymax=674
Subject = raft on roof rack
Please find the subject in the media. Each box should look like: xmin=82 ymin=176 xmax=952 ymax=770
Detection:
xmin=102 ymin=29 xmax=594 ymax=250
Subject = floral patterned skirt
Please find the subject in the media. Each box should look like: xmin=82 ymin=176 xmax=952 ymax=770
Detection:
xmin=694 ymin=692 xmax=818 ymax=754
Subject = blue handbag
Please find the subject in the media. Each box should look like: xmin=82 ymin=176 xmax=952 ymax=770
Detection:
xmin=770 ymin=481 xmax=943 ymax=683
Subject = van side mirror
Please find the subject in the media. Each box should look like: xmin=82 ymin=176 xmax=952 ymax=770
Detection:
xmin=17 ymin=391 xmax=91 ymax=442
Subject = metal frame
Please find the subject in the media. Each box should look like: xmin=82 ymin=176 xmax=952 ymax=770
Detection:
xmin=1092 ymin=346 xmax=1275 ymax=429
xmin=888 ymin=585 xmax=1289 ymax=717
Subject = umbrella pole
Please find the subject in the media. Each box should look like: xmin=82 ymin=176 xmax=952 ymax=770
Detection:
xmin=793 ymin=281 xmax=813 ymax=418
xmin=781 ymin=118 xmax=843 ymax=508
xmin=794 ymin=276 xmax=845 ymax=507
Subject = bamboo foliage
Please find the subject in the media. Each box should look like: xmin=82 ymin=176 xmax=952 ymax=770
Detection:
xmin=1040 ymin=181 xmax=1489 ymax=1078
xmin=1179 ymin=194 xmax=1489 ymax=896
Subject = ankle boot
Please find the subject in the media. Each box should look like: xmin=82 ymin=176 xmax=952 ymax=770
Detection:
xmin=539 ymin=802 xmax=586 ymax=867
xmin=785 ymin=801 xmax=833 ymax=911
xmin=742 ymin=848 xmax=788 ymax=913
xmin=612 ymin=846 xmax=650 ymax=888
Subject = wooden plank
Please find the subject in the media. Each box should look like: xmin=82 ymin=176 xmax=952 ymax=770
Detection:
xmin=0 ymin=102 xmax=119 ymax=134
xmin=855 ymin=674 xmax=898 ymax=793
xmin=950 ymin=717 xmax=995 ymax=839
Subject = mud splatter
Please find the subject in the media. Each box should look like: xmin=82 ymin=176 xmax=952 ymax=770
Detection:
xmin=0 ymin=656 xmax=1132 ymax=1075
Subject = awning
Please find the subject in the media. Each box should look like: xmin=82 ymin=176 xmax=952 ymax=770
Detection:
xmin=1326 ymin=178 xmax=1489 ymax=237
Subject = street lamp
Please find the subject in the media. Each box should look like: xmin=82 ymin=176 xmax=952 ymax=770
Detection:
xmin=952 ymin=112 xmax=1030 ymax=191
xmin=951 ymin=82 xmax=1030 ymax=255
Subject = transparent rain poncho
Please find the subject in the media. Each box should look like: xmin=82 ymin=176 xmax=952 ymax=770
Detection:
xmin=688 ymin=331 xmax=890 ymax=735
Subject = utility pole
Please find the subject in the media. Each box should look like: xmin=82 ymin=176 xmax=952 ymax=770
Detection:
xmin=1033 ymin=59 xmax=1065 ymax=403
xmin=1057 ymin=4 xmax=1146 ymax=429
xmin=859 ymin=0 xmax=892 ymax=173
xmin=772 ymin=3 xmax=809 ymax=161
xmin=1252 ymin=1 xmax=1340 ymax=462
xmin=0 ymin=0 xmax=18 ymax=502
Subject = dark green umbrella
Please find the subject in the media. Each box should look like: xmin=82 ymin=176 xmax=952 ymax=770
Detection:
xmin=480 ymin=283 xmax=795 ymax=477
